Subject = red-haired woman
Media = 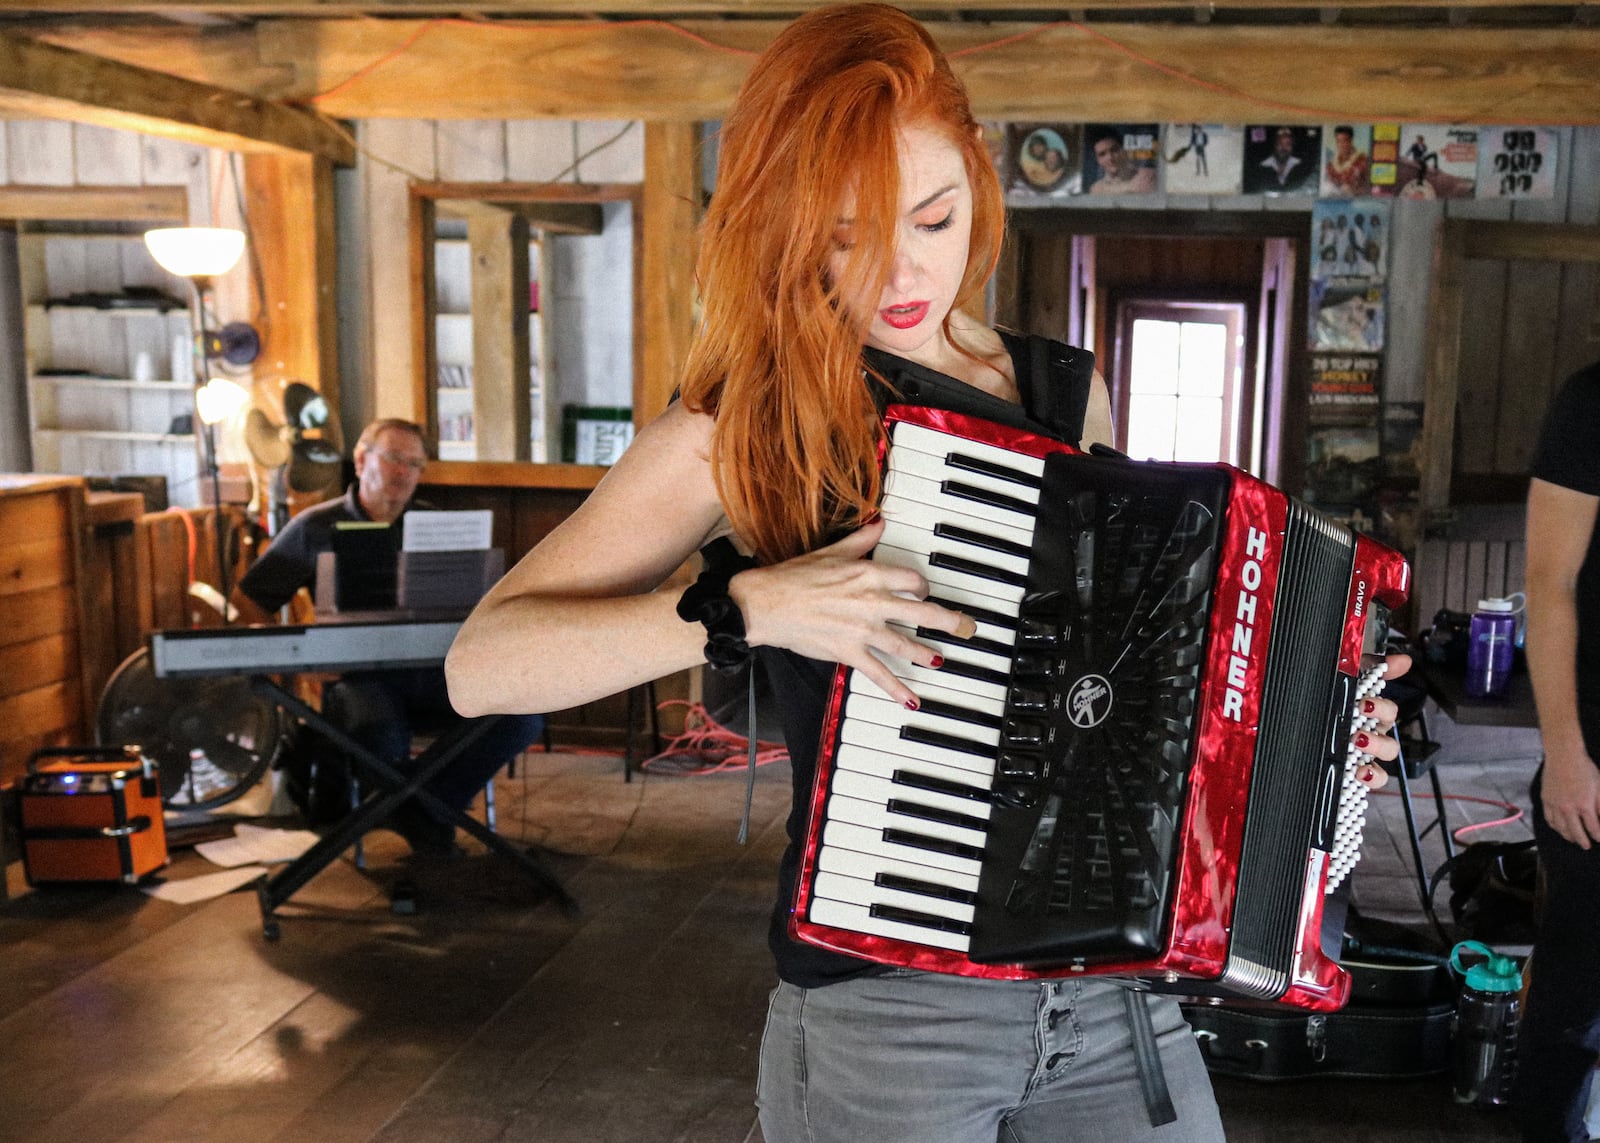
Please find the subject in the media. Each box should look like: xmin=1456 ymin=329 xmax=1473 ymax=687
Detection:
xmin=448 ymin=6 xmax=1403 ymax=1138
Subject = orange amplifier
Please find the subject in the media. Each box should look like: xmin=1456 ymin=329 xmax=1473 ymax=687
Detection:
xmin=20 ymin=747 xmax=168 ymax=885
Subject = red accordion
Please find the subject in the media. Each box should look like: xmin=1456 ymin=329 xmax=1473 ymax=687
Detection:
xmin=791 ymin=404 xmax=1410 ymax=1012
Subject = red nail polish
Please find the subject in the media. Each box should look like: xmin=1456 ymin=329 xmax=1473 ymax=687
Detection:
xmin=904 ymin=698 xmax=919 ymax=711
xmin=1362 ymin=699 xmax=1377 ymax=714
xmin=930 ymin=654 xmax=945 ymax=668
xmin=1355 ymin=732 xmax=1371 ymax=749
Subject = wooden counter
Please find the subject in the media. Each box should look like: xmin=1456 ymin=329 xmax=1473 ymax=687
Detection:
xmin=0 ymin=475 xmax=91 ymax=787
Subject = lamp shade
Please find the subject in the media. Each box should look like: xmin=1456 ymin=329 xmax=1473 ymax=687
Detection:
xmin=195 ymin=377 xmax=251 ymax=426
xmin=144 ymin=227 xmax=246 ymax=279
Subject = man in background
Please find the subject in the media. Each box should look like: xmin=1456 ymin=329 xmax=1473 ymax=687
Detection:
xmin=1517 ymin=363 xmax=1600 ymax=1141
xmin=238 ymin=418 xmax=544 ymax=854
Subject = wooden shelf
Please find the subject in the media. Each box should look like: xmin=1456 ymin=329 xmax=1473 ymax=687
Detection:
xmin=35 ymin=429 xmax=196 ymax=444
xmin=31 ymin=374 xmax=190 ymax=390
xmin=30 ymin=301 xmax=186 ymax=317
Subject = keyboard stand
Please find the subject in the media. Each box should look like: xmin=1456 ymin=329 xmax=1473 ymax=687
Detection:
xmin=251 ymin=678 xmax=579 ymax=940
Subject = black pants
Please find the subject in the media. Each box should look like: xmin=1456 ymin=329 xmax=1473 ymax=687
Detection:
xmin=1514 ymin=736 xmax=1600 ymax=1141
xmin=322 ymin=667 xmax=544 ymax=821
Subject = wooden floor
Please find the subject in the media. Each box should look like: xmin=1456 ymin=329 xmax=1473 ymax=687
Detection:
xmin=0 ymin=713 xmax=1548 ymax=1143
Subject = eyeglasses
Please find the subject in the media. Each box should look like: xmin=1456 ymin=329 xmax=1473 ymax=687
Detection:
xmin=373 ymin=448 xmax=427 ymax=472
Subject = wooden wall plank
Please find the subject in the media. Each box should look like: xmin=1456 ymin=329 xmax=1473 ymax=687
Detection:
xmin=0 ymin=585 xmax=75 ymax=651
xmin=72 ymin=123 xmax=142 ymax=187
xmin=575 ymin=121 xmax=644 ymax=184
xmin=362 ymin=119 xmax=436 ymax=421
xmin=7 ymin=120 xmax=74 ymax=186
xmin=436 ymin=120 xmax=508 ymax=183
xmin=0 ymin=633 xmax=71 ymax=700
xmin=0 ymin=536 xmax=71 ymax=598
xmin=1454 ymin=258 xmax=1508 ymax=474
xmin=1496 ymin=259 xmax=1563 ymax=474
xmin=505 ymin=120 xmax=579 ymax=184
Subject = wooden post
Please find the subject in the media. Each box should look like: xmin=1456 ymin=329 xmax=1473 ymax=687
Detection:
xmin=1420 ymin=218 xmax=1467 ymax=525
xmin=244 ymin=152 xmax=340 ymax=416
xmin=640 ymin=121 xmax=700 ymax=427
xmin=468 ymin=206 xmax=533 ymax=462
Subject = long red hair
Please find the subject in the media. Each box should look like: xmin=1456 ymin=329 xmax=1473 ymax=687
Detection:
xmin=679 ymin=3 xmax=1004 ymax=564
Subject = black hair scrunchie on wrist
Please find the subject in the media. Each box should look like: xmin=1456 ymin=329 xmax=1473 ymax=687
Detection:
xmin=677 ymin=568 xmax=753 ymax=673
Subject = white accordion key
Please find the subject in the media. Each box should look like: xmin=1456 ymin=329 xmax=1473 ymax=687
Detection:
xmin=1325 ymin=661 xmax=1391 ymax=893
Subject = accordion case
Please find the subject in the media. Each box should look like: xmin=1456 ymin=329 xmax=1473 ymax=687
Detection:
xmin=20 ymin=746 xmax=168 ymax=885
xmin=791 ymin=405 xmax=1410 ymax=1011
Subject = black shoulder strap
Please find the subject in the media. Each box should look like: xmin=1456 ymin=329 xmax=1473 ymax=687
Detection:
xmin=1022 ymin=335 xmax=1096 ymax=448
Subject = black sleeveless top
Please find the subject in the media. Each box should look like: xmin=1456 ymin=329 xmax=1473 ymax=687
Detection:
xmin=747 ymin=332 xmax=1096 ymax=988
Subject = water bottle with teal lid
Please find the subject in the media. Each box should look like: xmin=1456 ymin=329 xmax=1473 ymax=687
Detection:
xmin=1465 ymin=595 xmax=1522 ymax=699
xmin=1450 ymin=940 xmax=1523 ymax=1107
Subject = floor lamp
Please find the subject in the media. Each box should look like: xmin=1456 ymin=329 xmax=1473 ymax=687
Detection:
xmin=143 ymin=226 xmax=250 ymax=620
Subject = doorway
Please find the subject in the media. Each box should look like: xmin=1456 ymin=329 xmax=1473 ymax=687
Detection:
xmin=998 ymin=211 xmax=1309 ymax=486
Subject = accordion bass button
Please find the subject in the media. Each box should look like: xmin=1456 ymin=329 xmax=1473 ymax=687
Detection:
xmin=996 ymin=751 xmax=1043 ymax=782
xmin=1008 ymin=685 xmax=1048 ymax=712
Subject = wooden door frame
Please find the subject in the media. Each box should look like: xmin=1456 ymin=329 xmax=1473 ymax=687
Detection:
xmin=1420 ymin=218 xmax=1600 ymax=522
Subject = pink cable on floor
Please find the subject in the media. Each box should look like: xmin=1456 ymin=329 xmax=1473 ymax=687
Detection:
xmin=1370 ymin=787 xmax=1525 ymax=841
xmin=641 ymin=700 xmax=789 ymax=775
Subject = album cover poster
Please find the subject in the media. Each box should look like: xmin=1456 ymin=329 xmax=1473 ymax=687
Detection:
xmin=1311 ymin=199 xmax=1390 ymax=284
xmin=1377 ymin=124 xmax=1479 ymax=199
xmin=1081 ymin=124 xmax=1160 ymax=196
xmin=1368 ymin=123 xmax=1401 ymax=194
xmin=1005 ymin=123 xmax=1083 ymax=201
xmin=1160 ymin=123 xmax=1243 ymax=195
xmin=1241 ymin=124 xmax=1322 ymax=196
xmin=1309 ymin=353 xmax=1382 ymax=410
xmin=1320 ymin=124 xmax=1374 ymax=198
xmin=1305 ymin=423 xmax=1383 ymax=511
xmin=1310 ymin=281 xmax=1386 ymax=352
xmin=1478 ymin=127 xmax=1560 ymax=199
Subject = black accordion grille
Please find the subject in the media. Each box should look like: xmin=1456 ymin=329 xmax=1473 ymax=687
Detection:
xmin=967 ymin=454 xmax=1231 ymax=966
xmin=1224 ymin=503 xmax=1354 ymax=990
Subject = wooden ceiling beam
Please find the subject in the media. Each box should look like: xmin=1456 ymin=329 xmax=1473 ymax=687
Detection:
xmin=36 ymin=18 xmax=1600 ymax=125
xmin=0 ymin=33 xmax=354 ymax=163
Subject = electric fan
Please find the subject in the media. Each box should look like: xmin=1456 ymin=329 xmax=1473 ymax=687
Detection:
xmin=96 ymin=648 xmax=291 ymax=810
xmin=244 ymin=380 xmax=344 ymax=532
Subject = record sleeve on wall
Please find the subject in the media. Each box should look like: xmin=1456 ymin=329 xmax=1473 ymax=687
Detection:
xmin=1242 ymin=125 xmax=1321 ymax=196
xmin=1161 ymin=123 xmax=1243 ymax=195
xmin=1005 ymin=123 xmax=1083 ymax=201
xmin=1320 ymin=124 xmax=1374 ymax=199
xmin=1311 ymin=200 xmax=1389 ymax=284
xmin=1310 ymin=281 xmax=1386 ymax=352
xmin=1081 ymin=124 xmax=1160 ymax=196
xmin=1309 ymin=353 xmax=1382 ymax=412
xmin=1478 ymin=127 xmax=1559 ymax=199
xmin=1379 ymin=124 xmax=1479 ymax=199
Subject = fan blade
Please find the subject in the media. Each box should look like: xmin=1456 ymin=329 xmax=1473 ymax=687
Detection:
xmin=289 ymin=439 xmax=344 ymax=492
xmin=283 ymin=381 xmax=331 ymax=432
xmin=245 ymin=408 xmax=293 ymax=468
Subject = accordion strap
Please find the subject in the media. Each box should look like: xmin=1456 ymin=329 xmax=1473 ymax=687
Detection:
xmin=1123 ymin=989 xmax=1178 ymax=1127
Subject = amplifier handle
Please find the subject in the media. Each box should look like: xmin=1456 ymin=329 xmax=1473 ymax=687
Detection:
xmin=23 ymin=816 xmax=152 ymax=841
xmin=27 ymin=746 xmax=143 ymax=773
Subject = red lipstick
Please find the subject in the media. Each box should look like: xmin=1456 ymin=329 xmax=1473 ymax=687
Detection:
xmin=880 ymin=301 xmax=930 ymax=330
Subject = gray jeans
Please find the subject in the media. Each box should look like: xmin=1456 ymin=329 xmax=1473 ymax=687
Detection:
xmin=757 ymin=971 xmax=1225 ymax=1143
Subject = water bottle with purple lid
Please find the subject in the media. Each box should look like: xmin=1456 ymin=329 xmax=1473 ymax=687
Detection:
xmin=1465 ymin=595 xmax=1521 ymax=699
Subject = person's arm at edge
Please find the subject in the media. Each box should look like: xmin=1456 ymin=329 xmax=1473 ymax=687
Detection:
xmin=1526 ymin=476 xmax=1600 ymax=848
xmin=446 ymin=402 xmax=727 ymax=717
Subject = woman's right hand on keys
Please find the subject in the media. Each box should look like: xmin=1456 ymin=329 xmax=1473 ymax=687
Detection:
xmin=729 ymin=517 xmax=975 ymax=710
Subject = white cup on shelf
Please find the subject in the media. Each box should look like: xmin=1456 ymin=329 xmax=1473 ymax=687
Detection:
xmin=132 ymin=351 xmax=156 ymax=384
